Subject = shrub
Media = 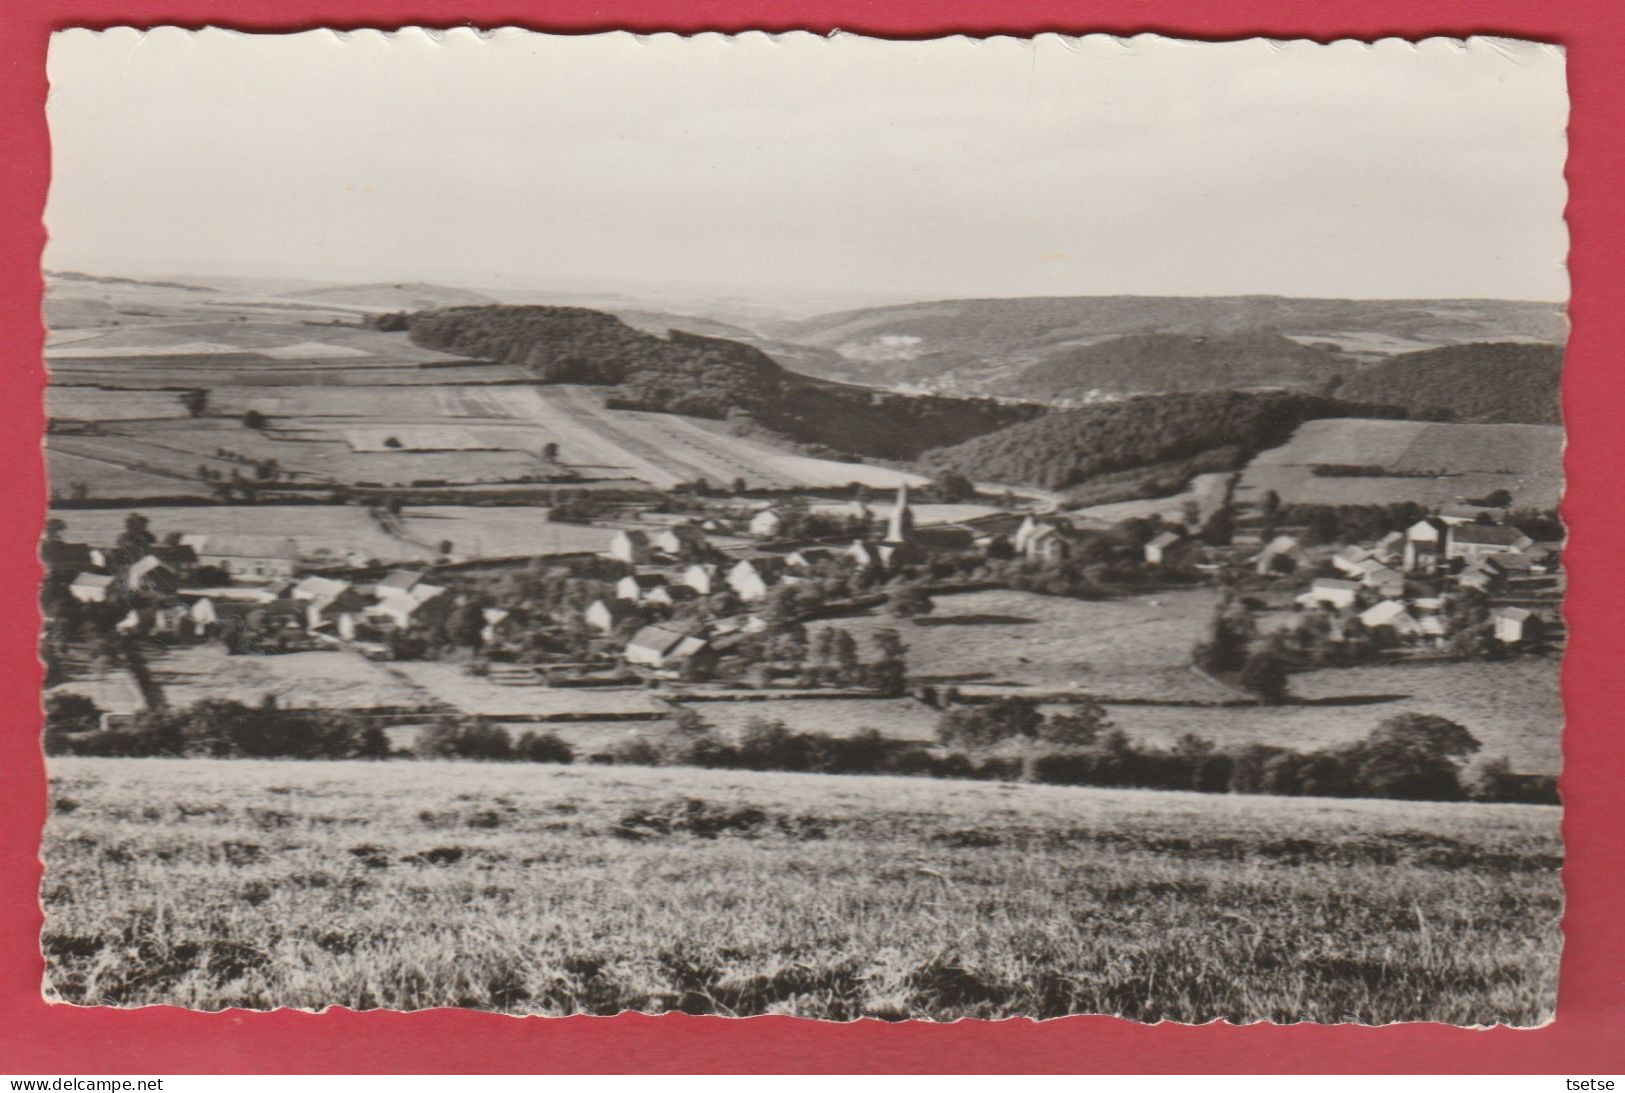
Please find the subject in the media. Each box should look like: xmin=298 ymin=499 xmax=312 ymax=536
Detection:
xmin=515 ymin=731 xmax=575 ymax=764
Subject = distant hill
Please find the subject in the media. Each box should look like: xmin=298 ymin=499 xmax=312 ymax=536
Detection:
xmin=282 ymin=282 xmax=499 ymax=311
xmin=775 ymin=295 xmax=1567 ymax=395
xmin=1333 ymin=342 xmax=1563 ymax=425
xmin=1009 ymin=331 xmax=1346 ymax=401
xmin=402 ymin=305 xmax=1038 ymax=460
xmin=46 ymin=270 xmax=215 ymax=293
xmin=611 ymin=308 xmax=850 ymax=379
xmin=919 ymin=390 xmax=1407 ymax=491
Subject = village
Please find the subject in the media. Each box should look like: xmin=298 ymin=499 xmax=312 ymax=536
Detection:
xmin=40 ymin=476 xmax=1565 ymax=763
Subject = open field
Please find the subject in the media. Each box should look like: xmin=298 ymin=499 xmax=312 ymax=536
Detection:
xmin=47 ymin=448 xmax=207 ymax=500
xmin=386 ymin=662 xmax=669 ymax=719
xmin=147 ymin=646 xmax=436 ymax=710
xmin=1098 ymin=657 xmax=1562 ymax=775
xmin=687 ymin=697 xmax=941 ymax=742
xmin=48 ymin=506 xmax=436 ymax=565
xmin=1235 ymin=418 xmax=1564 ymax=510
xmin=398 ymin=506 xmax=614 ymax=557
xmin=41 ymin=757 xmax=1561 ymax=1021
xmin=809 ymin=587 xmax=1235 ymax=702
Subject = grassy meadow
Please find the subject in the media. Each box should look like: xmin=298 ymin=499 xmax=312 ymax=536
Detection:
xmin=42 ymin=757 xmax=1561 ymax=1023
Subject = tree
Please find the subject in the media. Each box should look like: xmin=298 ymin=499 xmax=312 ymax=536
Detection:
xmin=543 ymin=441 xmax=560 ymax=460
xmin=115 ymin=512 xmax=156 ymax=564
xmin=242 ymin=409 xmax=268 ymax=430
xmin=443 ymin=601 xmax=487 ymax=650
xmin=1199 ymin=506 xmax=1234 ymax=546
xmin=1239 ymin=649 xmax=1291 ymax=705
xmin=181 ymin=388 xmax=209 ymax=417
xmin=43 ymin=518 xmax=66 ymax=542
xmin=732 ymin=476 xmax=748 ymax=494
xmin=885 ymin=583 xmax=935 ymax=622
xmin=1353 ymin=714 xmax=1481 ymax=800
xmin=1042 ymin=699 xmax=1112 ymax=747
xmin=866 ymin=628 xmax=908 ymax=695
xmin=438 ymin=539 xmax=454 ymax=557
xmin=937 ymin=696 xmax=1042 ymax=748
xmin=935 ymin=471 xmax=977 ymax=503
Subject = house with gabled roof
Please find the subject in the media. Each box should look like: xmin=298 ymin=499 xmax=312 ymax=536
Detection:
xmin=585 ymin=597 xmax=639 ymax=634
xmin=654 ymin=524 xmax=708 ymax=557
xmin=1359 ymin=599 xmax=1421 ymax=636
xmin=1144 ymin=530 xmax=1187 ymax=567
xmin=1296 ymin=577 xmax=1361 ymax=610
xmin=1491 ymin=605 xmax=1536 ymax=644
xmin=180 ymin=533 xmax=299 ymax=581
xmin=607 ymin=529 xmax=653 ymax=565
xmin=624 ymin=623 xmax=710 ymax=669
xmin=727 ymin=557 xmax=784 ymax=603
xmin=1446 ymin=524 xmax=1535 ymax=564
xmin=616 ymin=573 xmax=670 ymax=603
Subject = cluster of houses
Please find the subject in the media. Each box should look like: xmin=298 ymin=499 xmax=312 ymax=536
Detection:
xmin=1279 ymin=504 xmax=1562 ymax=646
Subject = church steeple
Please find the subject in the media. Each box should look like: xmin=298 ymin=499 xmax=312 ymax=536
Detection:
xmin=885 ymin=481 xmax=915 ymax=543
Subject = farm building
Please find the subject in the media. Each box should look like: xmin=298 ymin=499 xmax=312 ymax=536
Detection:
xmin=181 ymin=533 xmax=300 ymax=581
xmin=786 ymin=547 xmax=839 ymax=570
xmin=1446 ymin=524 xmax=1536 ymax=564
xmin=1332 ymin=546 xmax=1374 ymax=577
xmin=1255 ymin=535 xmax=1309 ymax=576
xmin=69 ymin=571 xmax=115 ymax=603
xmin=624 ymin=624 xmax=711 ymax=670
xmin=1359 ymin=599 xmax=1422 ymax=637
xmin=115 ymin=603 xmax=194 ymax=639
xmin=608 ymin=530 xmax=653 ymax=565
xmin=375 ymin=570 xmax=425 ymax=595
xmin=367 ymin=583 xmax=449 ymax=629
xmin=1296 ymin=578 xmax=1361 ymax=610
xmin=126 ymin=554 xmax=181 ymax=597
xmin=292 ymin=575 xmax=352 ymax=602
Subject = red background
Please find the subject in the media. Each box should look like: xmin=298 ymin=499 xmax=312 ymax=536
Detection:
xmin=2 ymin=1 xmax=1621 ymax=1074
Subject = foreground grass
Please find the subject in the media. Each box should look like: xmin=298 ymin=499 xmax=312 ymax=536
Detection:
xmin=41 ymin=758 xmax=1561 ymax=1023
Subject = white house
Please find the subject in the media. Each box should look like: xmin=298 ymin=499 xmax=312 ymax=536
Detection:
xmin=1332 ymin=546 xmax=1375 ymax=577
xmin=1491 ymin=605 xmax=1535 ymax=644
xmin=624 ymin=624 xmax=708 ymax=669
xmin=69 ymin=571 xmax=115 ymax=603
xmin=1402 ymin=519 xmax=1449 ymax=575
xmin=1144 ymin=530 xmax=1185 ymax=567
xmin=727 ymin=558 xmax=782 ymax=603
xmin=1296 ymin=577 xmax=1361 ymax=610
xmin=654 ymin=525 xmax=708 ymax=557
xmin=748 ymin=509 xmax=785 ymax=539
xmin=585 ymin=598 xmax=638 ymax=634
xmin=180 ymin=533 xmax=299 ymax=581
xmin=680 ymin=563 xmax=721 ymax=596
xmin=616 ymin=573 xmax=669 ymax=603
xmin=1359 ymin=599 xmax=1421 ymax=636
xmin=1255 ymin=535 xmax=1308 ymax=576
xmin=1446 ymin=524 xmax=1535 ymax=564
xmin=607 ymin=530 xmax=653 ymax=566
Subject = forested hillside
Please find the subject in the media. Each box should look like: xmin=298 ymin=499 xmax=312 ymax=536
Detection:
xmin=1009 ymin=331 xmax=1346 ymax=399
xmin=775 ymin=295 xmax=1567 ymax=392
xmin=403 ymin=306 xmax=1039 ymax=460
xmin=919 ymin=391 xmax=1408 ymax=491
xmin=1333 ymin=342 xmax=1563 ymax=425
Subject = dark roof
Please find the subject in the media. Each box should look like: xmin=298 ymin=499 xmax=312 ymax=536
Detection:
xmin=1452 ymin=524 xmax=1530 ymax=547
xmin=41 ymin=541 xmax=93 ymax=567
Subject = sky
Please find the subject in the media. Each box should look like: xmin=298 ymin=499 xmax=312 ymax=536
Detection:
xmin=44 ymin=29 xmax=1570 ymax=304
